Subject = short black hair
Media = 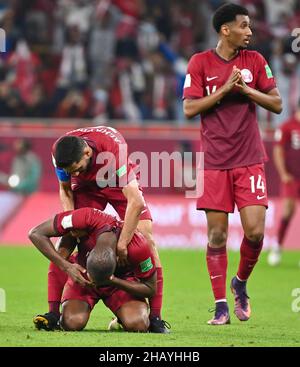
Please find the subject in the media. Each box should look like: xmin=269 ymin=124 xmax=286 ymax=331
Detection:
xmin=86 ymin=247 xmax=117 ymax=286
xmin=54 ymin=136 xmax=86 ymax=168
xmin=212 ymin=3 xmax=249 ymax=33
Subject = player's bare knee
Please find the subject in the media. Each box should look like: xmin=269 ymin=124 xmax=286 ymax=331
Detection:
xmin=208 ymin=228 xmax=227 ymax=246
xmin=122 ymin=315 xmax=149 ymax=332
xmin=60 ymin=313 xmax=87 ymax=331
xmin=245 ymin=230 xmax=264 ymax=244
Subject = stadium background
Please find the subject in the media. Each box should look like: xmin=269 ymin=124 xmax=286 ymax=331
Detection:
xmin=0 ymin=0 xmax=300 ymax=347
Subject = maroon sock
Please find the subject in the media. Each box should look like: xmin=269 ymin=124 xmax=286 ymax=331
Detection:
xmin=149 ymin=267 xmax=163 ymax=319
xmin=278 ymin=218 xmax=291 ymax=247
xmin=237 ymin=236 xmax=263 ymax=281
xmin=48 ymin=262 xmax=68 ymax=315
xmin=206 ymin=244 xmax=227 ymax=302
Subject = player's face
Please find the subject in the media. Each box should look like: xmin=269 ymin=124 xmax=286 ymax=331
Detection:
xmin=64 ymin=150 xmax=92 ymax=177
xmin=227 ymin=15 xmax=252 ymax=48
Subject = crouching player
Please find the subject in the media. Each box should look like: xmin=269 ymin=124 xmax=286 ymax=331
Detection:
xmin=29 ymin=207 xmax=169 ymax=332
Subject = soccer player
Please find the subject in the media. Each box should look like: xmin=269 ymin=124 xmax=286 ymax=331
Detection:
xmin=183 ymin=3 xmax=282 ymax=325
xmin=268 ymin=101 xmax=300 ymax=266
xmin=37 ymin=126 xmax=168 ymax=333
xmin=29 ymin=207 xmax=164 ymax=332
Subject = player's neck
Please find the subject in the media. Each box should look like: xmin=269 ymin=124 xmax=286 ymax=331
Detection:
xmin=215 ymin=41 xmax=239 ymax=61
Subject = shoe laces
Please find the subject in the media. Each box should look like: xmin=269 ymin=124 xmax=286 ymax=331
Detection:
xmin=161 ymin=320 xmax=171 ymax=330
xmin=152 ymin=317 xmax=171 ymax=330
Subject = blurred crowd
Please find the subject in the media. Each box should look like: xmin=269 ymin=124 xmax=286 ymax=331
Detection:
xmin=0 ymin=0 xmax=299 ymax=125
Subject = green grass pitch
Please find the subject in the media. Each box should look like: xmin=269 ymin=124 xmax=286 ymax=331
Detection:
xmin=0 ymin=246 xmax=300 ymax=347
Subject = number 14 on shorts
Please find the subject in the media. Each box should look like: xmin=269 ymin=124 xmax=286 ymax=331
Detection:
xmin=249 ymin=175 xmax=265 ymax=199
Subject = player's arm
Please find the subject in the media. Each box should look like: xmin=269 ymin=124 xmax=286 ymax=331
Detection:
xmin=28 ymin=219 xmax=91 ymax=286
xmin=108 ymin=272 xmax=157 ymax=298
xmin=53 ymin=163 xmax=74 ymax=211
xmin=183 ymin=66 xmax=242 ymax=118
xmin=54 ymin=235 xmax=77 ymax=259
xmin=59 ymin=180 xmax=74 ymax=211
xmin=273 ymin=144 xmax=294 ymax=183
xmin=236 ymin=82 xmax=282 ymax=114
xmin=117 ymin=179 xmax=146 ymax=265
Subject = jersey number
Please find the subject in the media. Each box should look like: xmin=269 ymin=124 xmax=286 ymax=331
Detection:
xmin=249 ymin=175 xmax=265 ymax=193
xmin=206 ymin=85 xmax=217 ymax=96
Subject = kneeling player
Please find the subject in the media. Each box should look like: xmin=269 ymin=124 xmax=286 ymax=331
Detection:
xmin=29 ymin=207 xmax=170 ymax=333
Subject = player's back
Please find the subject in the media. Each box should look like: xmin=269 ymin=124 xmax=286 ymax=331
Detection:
xmin=53 ymin=126 xmax=134 ymax=188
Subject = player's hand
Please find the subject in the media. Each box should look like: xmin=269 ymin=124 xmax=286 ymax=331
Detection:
xmin=235 ymin=73 xmax=250 ymax=94
xmin=281 ymin=173 xmax=294 ymax=184
xmin=117 ymin=244 xmax=129 ymax=267
xmin=66 ymin=263 xmax=92 ymax=287
xmin=222 ymin=65 xmax=242 ymax=94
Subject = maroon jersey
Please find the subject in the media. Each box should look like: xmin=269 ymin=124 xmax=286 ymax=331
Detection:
xmin=275 ymin=117 xmax=300 ymax=178
xmin=52 ymin=126 xmax=136 ymax=189
xmin=183 ymin=49 xmax=277 ymax=169
xmin=54 ymin=207 xmax=155 ymax=280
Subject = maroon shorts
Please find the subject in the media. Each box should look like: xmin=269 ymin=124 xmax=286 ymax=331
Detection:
xmin=197 ymin=164 xmax=268 ymax=213
xmin=61 ymin=276 xmax=146 ymax=314
xmin=73 ymin=185 xmax=152 ymax=221
xmin=281 ymin=179 xmax=300 ymax=198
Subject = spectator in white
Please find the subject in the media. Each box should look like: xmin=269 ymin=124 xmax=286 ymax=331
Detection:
xmin=0 ymin=139 xmax=41 ymax=195
xmin=57 ymin=0 xmax=93 ymax=35
xmin=88 ymin=0 xmax=119 ymax=120
xmin=57 ymin=25 xmax=88 ymax=89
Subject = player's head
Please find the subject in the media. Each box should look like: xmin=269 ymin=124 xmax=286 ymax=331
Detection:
xmin=86 ymin=246 xmax=117 ymax=286
xmin=14 ymin=138 xmax=32 ymax=155
xmin=86 ymin=231 xmax=118 ymax=286
xmin=212 ymin=3 xmax=252 ymax=48
xmin=54 ymin=136 xmax=92 ymax=176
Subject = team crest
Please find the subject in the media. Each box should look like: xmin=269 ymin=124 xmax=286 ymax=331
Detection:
xmin=241 ymin=69 xmax=253 ymax=83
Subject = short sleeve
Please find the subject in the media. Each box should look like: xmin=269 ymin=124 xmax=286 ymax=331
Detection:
xmin=182 ymin=54 xmax=204 ymax=99
xmin=255 ymin=53 xmax=277 ymax=93
xmin=54 ymin=208 xmax=92 ymax=235
xmin=128 ymin=233 xmax=156 ymax=279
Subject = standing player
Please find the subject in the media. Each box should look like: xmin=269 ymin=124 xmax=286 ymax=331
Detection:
xmin=36 ymin=126 xmax=168 ymax=333
xmin=183 ymin=3 xmax=282 ymax=325
xmin=268 ymin=101 xmax=300 ymax=266
xmin=29 ymin=207 xmax=158 ymax=332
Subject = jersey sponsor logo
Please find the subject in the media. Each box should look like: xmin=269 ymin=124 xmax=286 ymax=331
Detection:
xmin=241 ymin=69 xmax=253 ymax=83
xmin=206 ymin=76 xmax=218 ymax=81
xmin=116 ymin=165 xmax=127 ymax=178
xmin=265 ymin=64 xmax=273 ymax=79
xmin=140 ymin=257 xmax=153 ymax=273
xmin=183 ymin=74 xmax=191 ymax=88
xmin=61 ymin=214 xmax=73 ymax=229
